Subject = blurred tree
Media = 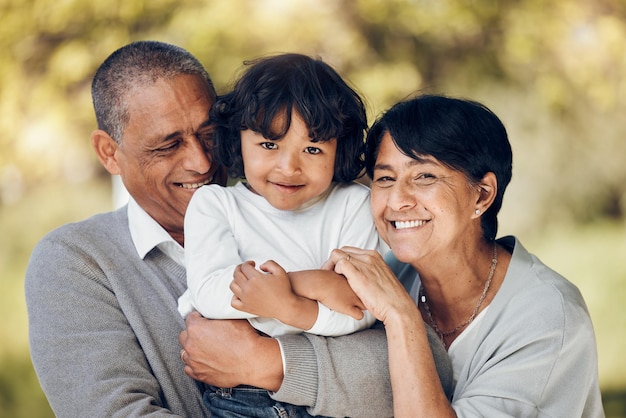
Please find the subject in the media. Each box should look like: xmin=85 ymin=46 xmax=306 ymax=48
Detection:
xmin=2 ymin=0 xmax=626 ymax=415
xmin=1 ymin=0 xmax=625 ymax=225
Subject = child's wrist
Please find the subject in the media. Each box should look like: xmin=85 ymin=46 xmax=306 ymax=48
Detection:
xmin=280 ymin=295 xmax=318 ymax=330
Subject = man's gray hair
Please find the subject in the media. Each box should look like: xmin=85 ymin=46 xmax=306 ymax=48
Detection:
xmin=91 ymin=40 xmax=215 ymax=143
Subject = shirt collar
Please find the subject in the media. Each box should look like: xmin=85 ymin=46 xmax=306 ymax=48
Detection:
xmin=127 ymin=198 xmax=184 ymax=264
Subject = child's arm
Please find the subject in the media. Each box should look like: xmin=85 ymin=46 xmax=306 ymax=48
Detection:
xmin=287 ymin=269 xmax=366 ymax=320
xmin=230 ymin=260 xmax=319 ymax=330
xmin=232 ymin=261 xmax=376 ymax=336
xmin=182 ymin=186 xmax=257 ymax=320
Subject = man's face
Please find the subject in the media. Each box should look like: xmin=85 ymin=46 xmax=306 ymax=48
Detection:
xmin=112 ymin=74 xmax=225 ymax=243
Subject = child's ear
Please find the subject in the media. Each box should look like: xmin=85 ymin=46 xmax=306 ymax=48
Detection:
xmin=91 ymin=130 xmax=121 ymax=175
xmin=472 ymin=172 xmax=497 ymax=218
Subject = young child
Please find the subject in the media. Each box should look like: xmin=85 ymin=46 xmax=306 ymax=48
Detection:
xmin=177 ymin=53 xmax=384 ymax=417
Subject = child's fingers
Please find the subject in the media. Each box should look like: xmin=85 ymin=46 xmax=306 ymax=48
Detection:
xmin=258 ymin=259 xmax=286 ymax=275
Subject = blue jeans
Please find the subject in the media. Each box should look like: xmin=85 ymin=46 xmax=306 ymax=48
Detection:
xmin=204 ymin=385 xmax=318 ymax=418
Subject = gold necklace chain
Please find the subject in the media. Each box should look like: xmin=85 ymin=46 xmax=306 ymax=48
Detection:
xmin=419 ymin=243 xmax=498 ymax=342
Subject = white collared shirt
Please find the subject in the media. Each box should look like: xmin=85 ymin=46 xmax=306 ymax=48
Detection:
xmin=127 ymin=197 xmax=289 ymax=371
xmin=127 ymin=198 xmax=184 ymax=266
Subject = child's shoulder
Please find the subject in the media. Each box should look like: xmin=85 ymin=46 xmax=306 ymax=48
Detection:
xmin=191 ymin=182 xmax=239 ymax=205
xmin=331 ymin=181 xmax=371 ymax=196
xmin=326 ymin=181 xmax=371 ymax=205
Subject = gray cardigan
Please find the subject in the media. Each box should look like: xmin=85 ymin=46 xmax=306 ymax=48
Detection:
xmin=387 ymin=236 xmax=605 ymax=417
xmin=26 ymin=208 xmax=208 ymax=417
xmin=25 ymin=207 xmax=452 ymax=417
xmin=25 ymin=208 xmax=393 ymax=417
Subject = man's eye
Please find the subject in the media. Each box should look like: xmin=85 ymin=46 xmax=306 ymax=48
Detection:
xmin=305 ymin=147 xmax=321 ymax=155
xmin=156 ymin=141 xmax=180 ymax=152
xmin=260 ymin=142 xmax=277 ymax=150
xmin=197 ymin=132 xmax=215 ymax=146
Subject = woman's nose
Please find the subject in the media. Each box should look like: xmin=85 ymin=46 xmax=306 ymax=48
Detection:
xmin=388 ymin=182 xmax=417 ymax=211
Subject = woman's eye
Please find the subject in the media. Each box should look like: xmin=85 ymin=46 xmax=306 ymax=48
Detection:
xmin=373 ymin=175 xmax=394 ymax=187
xmin=260 ymin=142 xmax=277 ymax=150
xmin=414 ymin=173 xmax=437 ymax=185
xmin=305 ymin=147 xmax=321 ymax=155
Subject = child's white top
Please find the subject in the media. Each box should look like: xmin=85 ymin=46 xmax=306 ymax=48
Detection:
xmin=178 ymin=181 xmax=382 ymax=337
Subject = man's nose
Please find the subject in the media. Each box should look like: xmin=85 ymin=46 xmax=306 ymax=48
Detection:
xmin=182 ymin=137 xmax=212 ymax=173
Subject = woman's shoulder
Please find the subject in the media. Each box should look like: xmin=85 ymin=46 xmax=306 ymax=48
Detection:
xmin=495 ymin=236 xmax=591 ymax=333
xmin=504 ymin=236 xmax=584 ymax=303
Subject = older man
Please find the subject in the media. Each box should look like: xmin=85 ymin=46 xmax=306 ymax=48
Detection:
xmin=26 ymin=40 xmax=228 ymax=417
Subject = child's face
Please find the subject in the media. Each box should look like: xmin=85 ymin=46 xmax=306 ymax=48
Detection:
xmin=241 ymin=110 xmax=337 ymax=211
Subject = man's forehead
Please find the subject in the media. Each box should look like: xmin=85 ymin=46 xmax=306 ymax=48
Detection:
xmin=122 ymin=76 xmax=213 ymax=144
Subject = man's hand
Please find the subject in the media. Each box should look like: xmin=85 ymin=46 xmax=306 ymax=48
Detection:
xmin=179 ymin=312 xmax=283 ymax=391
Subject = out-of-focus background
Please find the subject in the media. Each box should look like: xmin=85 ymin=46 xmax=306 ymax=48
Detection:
xmin=1 ymin=0 xmax=625 ymax=416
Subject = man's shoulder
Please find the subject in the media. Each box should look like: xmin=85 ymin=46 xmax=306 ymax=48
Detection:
xmin=26 ymin=207 xmax=131 ymax=287
xmin=37 ymin=207 xmax=128 ymax=247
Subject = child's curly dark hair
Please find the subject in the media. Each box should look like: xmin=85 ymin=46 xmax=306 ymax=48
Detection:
xmin=210 ymin=53 xmax=367 ymax=182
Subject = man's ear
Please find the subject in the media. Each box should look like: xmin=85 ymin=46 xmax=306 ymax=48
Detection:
xmin=473 ymin=172 xmax=497 ymax=217
xmin=91 ymin=130 xmax=121 ymax=175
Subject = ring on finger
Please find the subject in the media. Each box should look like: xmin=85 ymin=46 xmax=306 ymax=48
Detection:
xmin=180 ymin=349 xmax=186 ymax=363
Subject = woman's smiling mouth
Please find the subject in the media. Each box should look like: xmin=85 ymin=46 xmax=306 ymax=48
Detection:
xmin=393 ymin=220 xmax=427 ymax=230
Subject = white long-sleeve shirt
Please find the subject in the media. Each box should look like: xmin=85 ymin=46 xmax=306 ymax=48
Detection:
xmin=178 ymin=181 xmax=382 ymax=337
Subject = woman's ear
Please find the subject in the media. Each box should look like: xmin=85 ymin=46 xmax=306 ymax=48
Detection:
xmin=473 ymin=172 xmax=497 ymax=217
xmin=91 ymin=130 xmax=121 ymax=175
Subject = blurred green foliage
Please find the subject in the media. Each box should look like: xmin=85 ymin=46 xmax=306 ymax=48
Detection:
xmin=1 ymin=0 xmax=625 ymax=416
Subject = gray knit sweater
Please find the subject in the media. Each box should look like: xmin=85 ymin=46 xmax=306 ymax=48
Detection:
xmin=26 ymin=208 xmax=208 ymax=417
xmin=25 ymin=207 xmax=452 ymax=417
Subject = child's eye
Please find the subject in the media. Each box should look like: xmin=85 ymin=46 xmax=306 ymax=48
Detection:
xmin=304 ymin=147 xmax=321 ymax=155
xmin=260 ymin=142 xmax=277 ymax=150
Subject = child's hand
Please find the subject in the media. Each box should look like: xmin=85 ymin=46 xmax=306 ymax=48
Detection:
xmin=230 ymin=260 xmax=318 ymax=330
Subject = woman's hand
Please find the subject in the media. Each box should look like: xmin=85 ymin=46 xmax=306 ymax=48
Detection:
xmin=325 ymin=247 xmax=416 ymax=324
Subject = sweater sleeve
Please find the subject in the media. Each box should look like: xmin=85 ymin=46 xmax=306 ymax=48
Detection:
xmin=24 ymin=230 xmax=194 ymax=417
xmin=273 ymin=326 xmax=395 ymax=418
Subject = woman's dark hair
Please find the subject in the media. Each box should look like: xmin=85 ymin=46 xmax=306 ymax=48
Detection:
xmin=365 ymin=95 xmax=513 ymax=241
xmin=211 ymin=53 xmax=367 ymax=182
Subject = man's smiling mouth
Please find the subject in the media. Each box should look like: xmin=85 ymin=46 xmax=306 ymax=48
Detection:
xmin=177 ymin=177 xmax=212 ymax=189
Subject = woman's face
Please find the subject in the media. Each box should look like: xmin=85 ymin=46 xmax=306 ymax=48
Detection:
xmin=370 ymin=133 xmax=480 ymax=265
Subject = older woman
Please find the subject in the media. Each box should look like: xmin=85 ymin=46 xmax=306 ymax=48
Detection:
xmin=329 ymin=95 xmax=604 ymax=417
